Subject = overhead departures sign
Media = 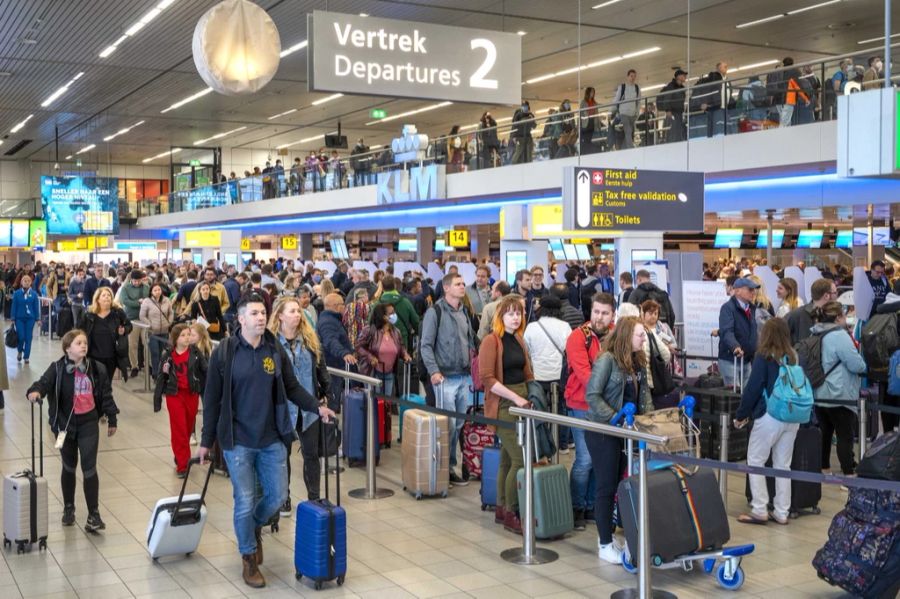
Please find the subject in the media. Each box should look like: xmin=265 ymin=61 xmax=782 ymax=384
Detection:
xmin=308 ymin=11 xmax=522 ymax=105
xmin=562 ymin=167 xmax=704 ymax=232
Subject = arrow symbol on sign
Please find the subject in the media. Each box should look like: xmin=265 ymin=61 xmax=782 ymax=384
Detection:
xmin=576 ymin=170 xmax=590 ymax=228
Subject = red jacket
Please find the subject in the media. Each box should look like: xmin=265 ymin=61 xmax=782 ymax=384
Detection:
xmin=564 ymin=323 xmax=604 ymax=411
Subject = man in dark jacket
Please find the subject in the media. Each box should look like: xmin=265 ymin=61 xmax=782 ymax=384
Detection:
xmin=868 ymin=260 xmax=890 ymax=309
xmin=695 ymin=62 xmax=732 ymax=137
xmin=198 ymin=295 xmax=334 ymax=589
xmin=223 ymin=266 xmax=242 ymax=332
xmin=83 ymin=264 xmax=110 ymax=308
xmin=785 ymin=278 xmax=837 ymax=344
xmin=330 ymin=262 xmax=349 ymax=291
xmin=552 ymin=283 xmax=584 ymax=329
xmin=511 ymin=101 xmax=536 ymax=164
xmin=659 ymin=69 xmax=687 ymax=143
xmin=629 ymin=270 xmax=676 ymax=326
xmin=717 ymin=278 xmax=759 ymax=388
xmin=317 ymin=292 xmax=358 ymax=400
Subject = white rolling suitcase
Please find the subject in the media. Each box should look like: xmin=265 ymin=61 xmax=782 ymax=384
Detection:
xmin=146 ymin=458 xmax=212 ymax=560
xmin=3 ymin=400 xmax=49 ymax=553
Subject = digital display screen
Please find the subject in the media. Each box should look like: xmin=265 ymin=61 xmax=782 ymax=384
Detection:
xmin=29 ymin=220 xmax=47 ymax=248
xmin=40 ymin=176 xmax=120 ymax=235
xmin=575 ymin=244 xmax=591 ymax=260
xmin=562 ymin=243 xmax=578 ymax=261
xmin=796 ymin=229 xmax=824 ymax=249
xmin=756 ymin=229 xmax=785 ymax=248
xmin=713 ymin=228 xmax=743 ymax=249
xmin=505 ymin=250 xmax=528 ymax=285
xmin=329 ymin=238 xmax=349 ymax=259
xmin=549 ymin=239 xmax=566 ymax=260
xmin=434 ymin=239 xmax=447 ymax=252
xmin=192 ymin=252 xmax=203 ymax=265
xmin=632 ymin=249 xmax=658 ymax=263
xmin=223 ymin=253 xmax=238 ymax=265
xmin=0 ymin=220 xmax=10 ymax=247
xmin=854 ymin=226 xmax=892 ymax=246
xmin=397 ymin=238 xmax=417 ymax=252
xmin=11 ymin=220 xmax=29 ymax=247
xmin=835 ymin=230 xmax=852 ymax=248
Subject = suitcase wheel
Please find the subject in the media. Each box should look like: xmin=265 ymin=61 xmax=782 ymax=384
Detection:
xmin=39 ymin=539 xmax=47 ymax=551
xmin=481 ymin=504 xmax=486 ymax=511
xmin=441 ymin=491 xmax=448 ymax=498
xmin=810 ymin=506 xmax=821 ymax=515
xmin=295 ymin=573 xmax=302 ymax=581
xmin=270 ymin=522 xmax=279 ymax=533
xmin=652 ymin=554 xmax=664 ymax=567
xmin=337 ymin=575 xmax=345 ymax=586
xmin=314 ymin=581 xmax=323 ymax=590
xmin=715 ymin=563 xmax=745 ymax=590
xmin=415 ymin=493 xmax=422 ymax=501
xmin=16 ymin=542 xmax=25 ymax=554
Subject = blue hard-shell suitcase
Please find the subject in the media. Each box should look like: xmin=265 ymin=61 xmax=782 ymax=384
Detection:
xmin=480 ymin=446 xmax=501 ymax=510
xmin=295 ymin=420 xmax=348 ymax=590
xmin=343 ymin=387 xmax=379 ymax=466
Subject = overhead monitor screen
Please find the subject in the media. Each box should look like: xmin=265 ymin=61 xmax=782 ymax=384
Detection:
xmin=796 ymin=229 xmax=824 ymax=249
xmin=713 ymin=228 xmax=743 ymax=249
xmin=549 ymin=239 xmax=566 ymax=260
xmin=434 ymin=239 xmax=447 ymax=252
xmin=756 ymin=229 xmax=785 ymax=249
xmin=575 ymin=244 xmax=592 ymax=261
xmin=835 ymin=230 xmax=852 ymax=248
xmin=853 ymin=226 xmax=892 ymax=246
xmin=562 ymin=243 xmax=578 ymax=261
xmin=0 ymin=220 xmax=10 ymax=247
xmin=11 ymin=220 xmax=29 ymax=247
xmin=40 ymin=176 xmax=120 ymax=235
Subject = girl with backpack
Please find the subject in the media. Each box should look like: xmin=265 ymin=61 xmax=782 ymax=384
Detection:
xmin=811 ymin=301 xmax=866 ymax=476
xmin=583 ymin=316 xmax=654 ymax=564
xmin=735 ymin=318 xmax=807 ymax=525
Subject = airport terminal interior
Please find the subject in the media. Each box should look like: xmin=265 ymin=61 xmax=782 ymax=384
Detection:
xmin=0 ymin=0 xmax=899 ymax=597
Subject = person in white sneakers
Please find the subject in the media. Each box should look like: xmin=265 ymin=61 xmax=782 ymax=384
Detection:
xmin=583 ymin=316 xmax=654 ymax=564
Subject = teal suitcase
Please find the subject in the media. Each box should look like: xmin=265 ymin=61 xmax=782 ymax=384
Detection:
xmin=516 ymin=464 xmax=574 ymax=540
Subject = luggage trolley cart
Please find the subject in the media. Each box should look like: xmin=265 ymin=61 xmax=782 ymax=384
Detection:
xmin=612 ymin=396 xmax=755 ymax=591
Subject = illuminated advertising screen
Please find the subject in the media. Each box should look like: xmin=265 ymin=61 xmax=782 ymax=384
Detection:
xmin=29 ymin=220 xmax=47 ymax=247
xmin=397 ymin=239 xmax=417 ymax=252
xmin=11 ymin=220 xmax=29 ymax=247
xmin=835 ymin=230 xmax=852 ymax=248
xmin=41 ymin=176 xmax=119 ymax=235
xmin=548 ymin=239 xmax=565 ymax=260
xmin=796 ymin=229 xmax=824 ymax=249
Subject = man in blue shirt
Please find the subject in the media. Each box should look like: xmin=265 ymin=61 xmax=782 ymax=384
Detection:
xmin=199 ymin=294 xmax=335 ymax=589
xmin=718 ymin=278 xmax=759 ymax=388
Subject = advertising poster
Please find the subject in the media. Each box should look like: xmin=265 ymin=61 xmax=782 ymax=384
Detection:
xmin=41 ymin=176 xmax=120 ymax=235
xmin=682 ymin=280 xmax=729 ymax=378
xmin=29 ymin=220 xmax=47 ymax=248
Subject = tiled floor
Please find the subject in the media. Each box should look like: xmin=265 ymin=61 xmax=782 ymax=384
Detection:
xmin=0 ymin=334 xmax=859 ymax=598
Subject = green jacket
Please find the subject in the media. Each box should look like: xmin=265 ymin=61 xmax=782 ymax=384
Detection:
xmin=120 ymin=282 xmax=149 ymax=320
xmin=376 ymin=291 xmax=420 ymax=349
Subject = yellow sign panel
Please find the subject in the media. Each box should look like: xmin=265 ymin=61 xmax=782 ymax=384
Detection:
xmin=281 ymin=236 xmax=298 ymax=250
xmin=530 ymin=203 xmax=621 ymax=238
xmin=75 ymin=237 xmax=88 ymax=250
xmin=446 ymin=229 xmax=469 ymax=248
xmin=96 ymin=236 xmax=109 ymax=248
xmin=241 ymin=238 xmax=251 ymax=251
xmin=185 ymin=230 xmax=222 ymax=248
xmin=58 ymin=241 xmax=77 ymax=252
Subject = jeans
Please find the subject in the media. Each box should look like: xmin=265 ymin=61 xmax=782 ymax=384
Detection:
xmin=436 ymin=374 xmax=471 ymax=469
xmin=568 ymin=409 xmax=596 ymax=512
xmin=718 ymin=357 xmax=751 ymax=389
xmin=223 ymin=442 xmax=288 ymax=556
xmin=746 ymin=413 xmax=799 ymax=521
xmin=14 ymin=317 xmax=35 ymax=358
xmin=71 ymin=303 xmax=85 ymax=327
xmin=620 ymin=114 xmax=636 ymax=148
xmin=376 ymin=371 xmax=395 ymax=397
xmin=584 ymin=431 xmax=623 ymax=544
xmin=706 ymin=109 xmax=726 ymax=137
xmin=777 ymin=104 xmax=794 ymax=127
xmin=149 ymin=334 xmax=168 ymax=377
xmin=816 ymin=406 xmax=856 ymax=474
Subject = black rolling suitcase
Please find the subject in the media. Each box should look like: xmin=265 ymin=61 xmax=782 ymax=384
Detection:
xmin=744 ymin=425 xmax=822 ymax=517
xmin=618 ymin=467 xmax=730 ymax=565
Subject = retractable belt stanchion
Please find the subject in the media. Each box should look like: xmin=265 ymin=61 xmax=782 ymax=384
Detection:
xmin=551 ymin=383 xmax=560 ymax=465
xmin=500 ymin=414 xmax=558 ymax=565
xmin=718 ymin=413 xmax=730 ymax=502
xmin=328 ymin=367 xmax=393 ymax=500
xmin=859 ymin=393 xmax=868 ymax=459
xmin=130 ymin=322 xmax=151 ymax=393
xmin=40 ymin=298 xmax=53 ymax=343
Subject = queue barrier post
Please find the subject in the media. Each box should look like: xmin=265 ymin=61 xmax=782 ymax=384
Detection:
xmin=718 ymin=413 xmax=730 ymax=502
xmin=859 ymin=393 xmax=868 ymax=460
xmin=40 ymin=298 xmax=54 ymax=344
xmin=550 ymin=383 xmax=560 ymax=466
xmin=500 ymin=415 xmax=558 ymax=565
xmin=130 ymin=322 xmax=152 ymax=393
xmin=327 ymin=367 xmax=393 ymax=501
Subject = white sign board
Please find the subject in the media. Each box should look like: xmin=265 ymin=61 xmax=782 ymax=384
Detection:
xmin=682 ymin=281 xmax=729 ymax=378
xmin=803 ymin=267 xmax=823 ymax=305
xmin=853 ymin=266 xmax=876 ymax=321
xmin=308 ymin=11 xmax=522 ymax=105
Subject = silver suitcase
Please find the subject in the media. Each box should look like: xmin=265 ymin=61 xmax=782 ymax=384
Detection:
xmin=3 ymin=400 xmax=49 ymax=553
xmin=146 ymin=458 xmax=212 ymax=560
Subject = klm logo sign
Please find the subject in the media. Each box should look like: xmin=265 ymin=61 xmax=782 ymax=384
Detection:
xmin=376 ymin=164 xmax=446 ymax=205
xmin=391 ymin=125 xmax=429 ymax=163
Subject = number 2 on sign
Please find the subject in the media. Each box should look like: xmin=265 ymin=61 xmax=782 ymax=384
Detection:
xmin=470 ymin=39 xmax=498 ymax=89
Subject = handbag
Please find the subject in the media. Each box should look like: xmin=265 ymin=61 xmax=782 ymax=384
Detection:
xmin=647 ymin=334 xmax=675 ymax=395
xmin=197 ymin=303 xmax=220 ymax=334
xmin=5 ymin=324 xmax=17 ymax=348
xmin=632 ymin=407 xmax=692 ymax=454
xmin=319 ymin=420 xmax=341 ymax=458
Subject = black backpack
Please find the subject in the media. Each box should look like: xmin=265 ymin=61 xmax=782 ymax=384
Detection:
xmin=689 ymin=73 xmax=714 ymax=112
xmin=749 ymin=84 xmax=768 ymax=108
xmin=795 ymin=328 xmax=842 ymax=389
xmin=860 ymin=312 xmax=900 ymax=379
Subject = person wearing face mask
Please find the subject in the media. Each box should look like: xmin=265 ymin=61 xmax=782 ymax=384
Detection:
xmin=374 ymin=275 xmax=419 ymax=353
xmin=356 ymin=302 xmax=411 ymax=397
xmin=478 ymin=111 xmax=500 ymax=168
xmin=584 ymin=316 xmax=653 ymax=563
xmin=511 ymin=101 xmax=536 ymax=164
xmin=862 ymin=56 xmax=884 ymax=91
xmin=27 ymin=330 xmax=119 ymax=533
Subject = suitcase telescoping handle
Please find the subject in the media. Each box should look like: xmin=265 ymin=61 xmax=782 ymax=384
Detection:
xmin=174 ymin=457 xmax=213 ymax=512
xmin=31 ymin=397 xmax=43 ymax=477
xmin=320 ymin=417 xmax=340 ymax=506
xmin=733 ymin=354 xmax=744 ymax=393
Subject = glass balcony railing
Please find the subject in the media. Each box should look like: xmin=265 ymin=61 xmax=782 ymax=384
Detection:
xmin=135 ymin=51 xmax=887 ymax=218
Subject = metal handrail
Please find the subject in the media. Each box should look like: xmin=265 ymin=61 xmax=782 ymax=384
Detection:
xmin=508 ymin=407 xmax=667 ymax=445
xmin=326 ymin=366 xmax=381 ymax=387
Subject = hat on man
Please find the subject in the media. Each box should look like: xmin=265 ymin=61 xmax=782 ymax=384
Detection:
xmin=732 ymin=277 xmax=760 ymax=290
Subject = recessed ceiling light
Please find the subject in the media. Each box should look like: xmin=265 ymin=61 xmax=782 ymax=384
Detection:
xmin=0 ymin=71 xmax=12 ymax=77
xmin=858 ymin=33 xmax=898 ymax=45
xmin=40 ymin=72 xmax=84 ymax=108
xmin=97 ymin=0 xmax=178 ymax=58
xmin=19 ymin=38 xmax=38 ymax=45
xmin=160 ymin=87 xmax=213 ymax=113
xmin=267 ymin=108 xmax=298 ymax=120
xmin=517 ymin=31 xmax=527 ymax=36
xmin=280 ymin=40 xmax=308 ymax=58
xmin=75 ymin=144 xmax=96 ymax=155
xmin=365 ymin=101 xmax=452 ymax=126
xmin=311 ymin=93 xmax=343 ymax=106
xmin=592 ymin=0 xmax=625 ymax=8
xmin=737 ymin=0 xmax=842 ymax=29
xmin=10 ymin=114 xmax=33 ymax=133
xmin=142 ymin=148 xmax=181 ymax=163
xmin=102 ymin=120 xmax=145 ymax=142
xmin=276 ymin=133 xmax=331 ymax=150
xmin=359 ymin=13 xmax=368 ymax=17
xmin=524 ymin=47 xmax=660 ymax=85
xmin=194 ymin=126 xmax=247 ymax=145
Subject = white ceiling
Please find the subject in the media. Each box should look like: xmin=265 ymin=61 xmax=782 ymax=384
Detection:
xmin=0 ymin=0 xmax=892 ymax=166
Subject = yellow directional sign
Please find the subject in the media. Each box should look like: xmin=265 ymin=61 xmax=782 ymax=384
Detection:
xmin=446 ymin=229 xmax=469 ymax=248
xmin=281 ymin=236 xmax=298 ymax=250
